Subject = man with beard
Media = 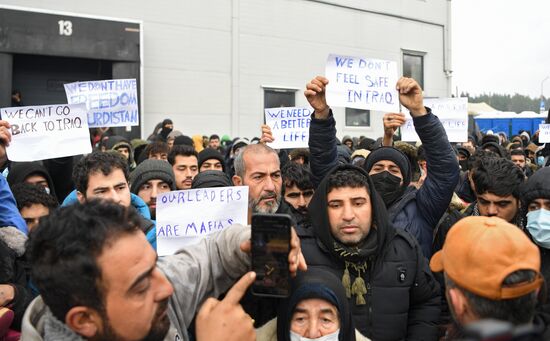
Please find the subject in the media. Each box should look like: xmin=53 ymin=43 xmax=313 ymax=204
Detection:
xmin=130 ymin=159 xmax=176 ymax=220
xmin=232 ymin=143 xmax=311 ymax=327
xmin=430 ymin=216 xmax=545 ymax=340
xmin=22 ymin=200 xmax=306 ymax=340
xmin=303 ymin=164 xmax=441 ymax=340
xmin=281 ymin=162 xmax=314 ymax=233
xmin=304 ymin=76 xmax=459 ymax=258
xmin=232 ymin=143 xmax=285 ymax=221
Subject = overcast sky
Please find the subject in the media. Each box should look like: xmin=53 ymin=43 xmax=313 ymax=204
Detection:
xmin=452 ymin=0 xmax=550 ymax=98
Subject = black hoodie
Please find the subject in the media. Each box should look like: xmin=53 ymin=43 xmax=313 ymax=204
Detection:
xmin=276 ymin=268 xmax=356 ymax=341
xmin=7 ymin=162 xmax=57 ymax=201
xmin=302 ymin=164 xmax=441 ymax=341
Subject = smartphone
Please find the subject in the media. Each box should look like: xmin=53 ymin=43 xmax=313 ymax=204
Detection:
xmin=251 ymin=213 xmax=292 ymax=298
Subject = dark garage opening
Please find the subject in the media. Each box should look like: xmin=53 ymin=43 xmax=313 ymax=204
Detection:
xmin=12 ymin=54 xmax=112 ymax=106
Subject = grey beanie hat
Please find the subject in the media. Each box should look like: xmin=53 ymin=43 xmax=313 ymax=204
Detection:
xmin=130 ymin=159 xmax=176 ymax=193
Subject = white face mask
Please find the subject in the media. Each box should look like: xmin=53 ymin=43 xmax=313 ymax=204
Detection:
xmin=290 ymin=329 xmax=340 ymax=341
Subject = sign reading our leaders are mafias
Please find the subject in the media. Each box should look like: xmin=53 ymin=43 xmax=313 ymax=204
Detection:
xmin=400 ymin=98 xmax=468 ymax=143
xmin=1 ymin=104 xmax=92 ymax=162
xmin=265 ymin=107 xmax=312 ymax=149
xmin=325 ymin=54 xmax=400 ymax=112
xmin=155 ymin=186 xmax=249 ymax=256
xmin=64 ymin=79 xmax=139 ymax=128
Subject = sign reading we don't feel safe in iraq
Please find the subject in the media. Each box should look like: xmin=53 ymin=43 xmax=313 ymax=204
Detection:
xmin=64 ymin=79 xmax=139 ymax=128
xmin=155 ymin=186 xmax=249 ymax=256
xmin=325 ymin=54 xmax=400 ymax=112
xmin=1 ymin=104 xmax=92 ymax=162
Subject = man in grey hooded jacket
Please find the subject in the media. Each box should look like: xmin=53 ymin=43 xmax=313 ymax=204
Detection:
xmin=21 ymin=201 xmax=305 ymax=341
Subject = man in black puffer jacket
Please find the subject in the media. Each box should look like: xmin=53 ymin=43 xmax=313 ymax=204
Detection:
xmin=303 ymin=164 xmax=441 ymax=340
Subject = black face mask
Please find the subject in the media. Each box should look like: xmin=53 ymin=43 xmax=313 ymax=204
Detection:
xmin=370 ymin=171 xmax=404 ymax=207
xmin=459 ymin=160 xmax=468 ymax=171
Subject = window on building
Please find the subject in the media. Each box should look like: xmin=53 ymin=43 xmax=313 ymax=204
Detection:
xmin=264 ymin=89 xmax=296 ymax=108
xmin=403 ymin=52 xmax=424 ymax=89
xmin=345 ymin=108 xmax=370 ymax=127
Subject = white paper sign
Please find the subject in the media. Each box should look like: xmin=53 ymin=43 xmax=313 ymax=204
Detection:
xmin=1 ymin=104 xmax=92 ymax=162
xmin=64 ymin=79 xmax=139 ymax=128
xmin=401 ymin=98 xmax=468 ymax=143
xmin=156 ymin=186 xmax=249 ymax=256
xmin=265 ymin=107 xmax=311 ymax=149
xmin=325 ymin=54 xmax=399 ymax=112
xmin=539 ymin=124 xmax=550 ymax=143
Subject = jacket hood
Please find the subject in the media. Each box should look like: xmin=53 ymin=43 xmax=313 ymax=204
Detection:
xmin=105 ymin=136 xmax=135 ymax=165
xmin=7 ymin=162 xmax=57 ymax=199
xmin=0 ymin=226 xmax=27 ymax=256
xmin=307 ymin=164 xmax=394 ymax=261
xmin=276 ymin=268 xmax=356 ymax=341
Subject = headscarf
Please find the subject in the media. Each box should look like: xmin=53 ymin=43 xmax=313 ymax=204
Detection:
xmin=276 ymin=268 xmax=356 ymax=341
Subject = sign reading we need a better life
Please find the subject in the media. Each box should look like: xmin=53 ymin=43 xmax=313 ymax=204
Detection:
xmin=325 ymin=54 xmax=400 ymax=112
xmin=1 ymin=104 xmax=92 ymax=162
xmin=155 ymin=186 xmax=249 ymax=256
xmin=64 ymin=79 xmax=139 ymax=128
xmin=265 ymin=107 xmax=312 ymax=149
xmin=401 ymin=98 xmax=469 ymax=143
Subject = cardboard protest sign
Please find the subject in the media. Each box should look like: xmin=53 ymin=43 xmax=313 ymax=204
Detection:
xmin=1 ymin=104 xmax=92 ymax=162
xmin=325 ymin=54 xmax=399 ymax=112
xmin=156 ymin=186 xmax=249 ymax=256
xmin=401 ymin=98 xmax=468 ymax=143
xmin=265 ymin=107 xmax=312 ymax=149
xmin=539 ymin=124 xmax=550 ymax=143
xmin=64 ymin=79 xmax=139 ymax=128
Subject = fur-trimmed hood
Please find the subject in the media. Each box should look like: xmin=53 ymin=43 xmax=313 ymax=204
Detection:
xmin=0 ymin=226 xmax=27 ymax=257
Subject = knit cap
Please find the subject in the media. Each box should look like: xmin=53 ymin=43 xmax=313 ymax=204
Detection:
xmin=198 ymin=148 xmax=225 ymax=171
xmin=363 ymin=146 xmax=412 ymax=187
xmin=129 ymin=159 xmax=176 ymax=194
xmin=192 ymin=170 xmax=233 ymax=189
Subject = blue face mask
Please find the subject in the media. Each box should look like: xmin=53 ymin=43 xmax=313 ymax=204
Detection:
xmin=526 ymin=209 xmax=550 ymax=249
xmin=537 ymin=156 xmax=545 ymax=167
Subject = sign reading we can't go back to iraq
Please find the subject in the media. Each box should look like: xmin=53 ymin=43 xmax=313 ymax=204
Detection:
xmin=325 ymin=54 xmax=400 ymax=112
xmin=64 ymin=79 xmax=139 ymax=128
xmin=1 ymin=103 xmax=92 ymax=162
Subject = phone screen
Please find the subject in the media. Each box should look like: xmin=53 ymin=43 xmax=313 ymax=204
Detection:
xmin=251 ymin=213 xmax=291 ymax=297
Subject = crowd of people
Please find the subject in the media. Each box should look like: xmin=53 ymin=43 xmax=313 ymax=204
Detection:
xmin=0 ymin=76 xmax=549 ymax=341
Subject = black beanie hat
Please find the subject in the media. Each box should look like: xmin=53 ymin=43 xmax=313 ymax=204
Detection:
xmin=129 ymin=159 xmax=176 ymax=194
xmin=192 ymin=170 xmax=233 ymax=189
xmin=363 ymin=146 xmax=412 ymax=187
xmin=198 ymin=148 xmax=225 ymax=171
xmin=173 ymin=135 xmax=194 ymax=147
xmin=521 ymin=167 xmax=550 ymax=207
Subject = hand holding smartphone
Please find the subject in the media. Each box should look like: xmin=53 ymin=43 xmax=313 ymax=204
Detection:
xmin=251 ymin=213 xmax=292 ymax=298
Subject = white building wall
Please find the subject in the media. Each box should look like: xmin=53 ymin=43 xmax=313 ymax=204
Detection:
xmin=0 ymin=0 xmax=451 ymax=141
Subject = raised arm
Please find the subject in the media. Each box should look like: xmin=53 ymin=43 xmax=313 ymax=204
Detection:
xmin=397 ymin=78 xmax=460 ymax=232
xmin=304 ymin=76 xmax=338 ymax=188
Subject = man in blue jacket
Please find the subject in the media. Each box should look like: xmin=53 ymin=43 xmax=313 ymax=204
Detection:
xmin=65 ymin=151 xmax=157 ymax=248
xmin=304 ymin=76 xmax=459 ymax=258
